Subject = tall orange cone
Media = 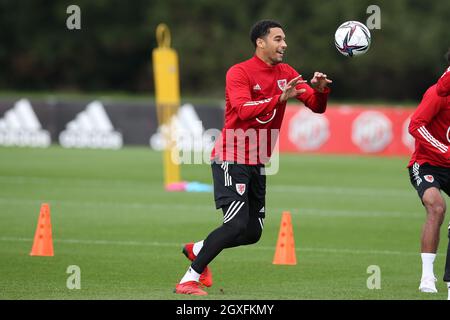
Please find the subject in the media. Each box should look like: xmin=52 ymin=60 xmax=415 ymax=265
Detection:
xmin=273 ymin=211 xmax=296 ymax=265
xmin=30 ymin=203 xmax=54 ymax=256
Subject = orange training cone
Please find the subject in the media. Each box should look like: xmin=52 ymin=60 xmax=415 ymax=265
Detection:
xmin=273 ymin=211 xmax=297 ymax=265
xmin=30 ymin=203 xmax=54 ymax=256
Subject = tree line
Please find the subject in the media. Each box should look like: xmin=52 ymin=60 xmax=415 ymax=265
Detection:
xmin=1 ymin=0 xmax=449 ymax=102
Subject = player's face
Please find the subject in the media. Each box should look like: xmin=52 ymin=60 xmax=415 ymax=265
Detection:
xmin=261 ymin=28 xmax=287 ymax=65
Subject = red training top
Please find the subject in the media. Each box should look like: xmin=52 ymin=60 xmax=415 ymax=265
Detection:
xmin=211 ymin=55 xmax=329 ymax=164
xmin=408 ymin=84 xmax=450 ymax=168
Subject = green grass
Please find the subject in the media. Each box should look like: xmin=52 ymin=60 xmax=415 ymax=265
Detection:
xmin=0 ymin=146 xmax=448 ymax=300
xmin=0 ymin=90 xmax=417 ymax=108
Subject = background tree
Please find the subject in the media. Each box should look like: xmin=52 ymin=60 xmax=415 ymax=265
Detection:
xmin=0 ymin=0 xmax=449 ymax=102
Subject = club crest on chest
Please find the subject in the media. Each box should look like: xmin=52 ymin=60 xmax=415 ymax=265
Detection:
xmin=277 ymin=79 xmax=287 ymax=91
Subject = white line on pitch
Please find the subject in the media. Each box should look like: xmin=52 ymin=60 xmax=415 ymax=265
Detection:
xmin=0 ymin=236 xmax=417 ymax=256
xmin=0 ymin=175 xmax=413 ymax=198
xmin=270 ymin=185 xmax=412 ymax=198
xmin=0 ymin=197 xmax=422 ymax=218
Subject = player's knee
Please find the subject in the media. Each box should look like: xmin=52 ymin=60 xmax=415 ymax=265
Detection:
xmin=425 ymin=204 xmax=446 ymax=226
xmin=424 ymin=201 xmax=446 ymax=218
xmin=246 ymin=228 xmax=262 ymax=244
xmin=423 ymin=188 xmax=446 ymax=218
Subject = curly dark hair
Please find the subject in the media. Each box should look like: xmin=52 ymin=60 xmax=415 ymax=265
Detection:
xmin=250 ymin=20 xmax=283 ymax=48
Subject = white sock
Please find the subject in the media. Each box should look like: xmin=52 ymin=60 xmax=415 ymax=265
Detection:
xmin=421 ymin=253 xmax=436 ymax=279
xmin=193 ymin=240 xmax=204 ymax=256
xmin=179 ymin=266 xmax=201 ymax=284
xmin=448 ymin=283 xmax=450 ymax=300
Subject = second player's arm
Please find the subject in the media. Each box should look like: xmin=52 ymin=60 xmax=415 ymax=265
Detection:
xmin=437 ymin=67 xmax=450 ymax=97
xmin=408 ymin=90 xmax=450 ymax=158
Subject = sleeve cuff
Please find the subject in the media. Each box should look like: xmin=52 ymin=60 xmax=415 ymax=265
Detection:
xmin=314 ymin=87 xmax=331 ymax=94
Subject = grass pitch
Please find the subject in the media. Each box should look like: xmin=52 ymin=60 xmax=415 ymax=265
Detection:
xmin=0 ymin=146 xmax=448 ymax=300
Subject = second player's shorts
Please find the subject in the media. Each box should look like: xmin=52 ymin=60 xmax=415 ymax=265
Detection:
xmin=211 ymin=161 xmax=266 ymax=218
xmin=408 ymin=162 xmax=450 ymax=199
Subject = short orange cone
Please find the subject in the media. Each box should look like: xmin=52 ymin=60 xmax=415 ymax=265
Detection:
xmin=272 ymin=211 xmax=296 ymax=265
xmin=30 ymin=203 xmax=54 ymax=256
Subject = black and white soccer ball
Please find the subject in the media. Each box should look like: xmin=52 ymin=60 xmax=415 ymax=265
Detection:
xmin=334 ymin=21 xmax=371 ymax=57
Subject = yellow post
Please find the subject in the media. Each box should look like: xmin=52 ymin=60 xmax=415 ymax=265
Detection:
xmin=152 ymin=23 xmax=181 ymax=187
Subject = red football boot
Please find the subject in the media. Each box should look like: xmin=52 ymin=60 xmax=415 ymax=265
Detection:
xmin=182 ymin=243 xmax=213 ymax=287
xmin=174 ymin=281 xmax=207 ymax=296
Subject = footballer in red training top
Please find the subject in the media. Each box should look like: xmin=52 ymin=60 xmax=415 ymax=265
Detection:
xmin=407 ymin=76 xmax=450 ymax=292
xmin=175 ymin=20 xmax=332 ymax=296
xmin=211 ymin=49 xmax=330 ymax=164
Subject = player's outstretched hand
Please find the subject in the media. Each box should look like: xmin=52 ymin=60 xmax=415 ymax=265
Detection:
xmin=310 ymin=72 xmax=332 ymax=92
xmin=279 ymin=75 xmax=307 ymax=102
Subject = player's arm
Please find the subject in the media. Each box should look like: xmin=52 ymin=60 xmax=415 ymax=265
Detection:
xmin=408 ymin=89 xmax=449 ymax=157
xmin=436 ymin=67 xmax=450 ymax=97
xmin=293 ymin=70 xmax=332 ymax=114
xmin=227 ymin=67 xmax=282 ymax=121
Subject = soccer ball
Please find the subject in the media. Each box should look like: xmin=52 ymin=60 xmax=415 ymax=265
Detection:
xmin=334 ymin=21 xmax=371 ymax=57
